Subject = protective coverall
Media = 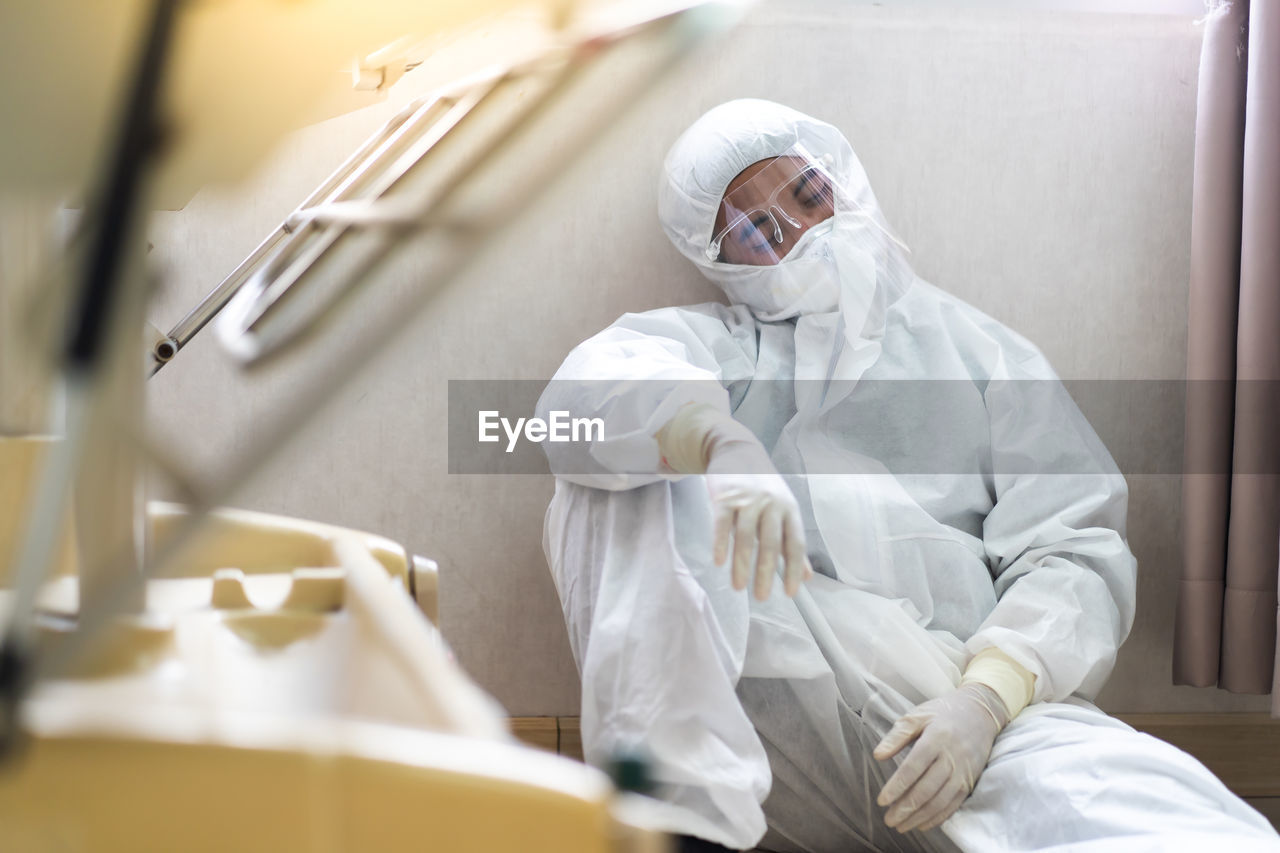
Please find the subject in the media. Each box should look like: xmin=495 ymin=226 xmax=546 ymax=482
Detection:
xmin=537 ymin=99 xmax=1280 ymax=852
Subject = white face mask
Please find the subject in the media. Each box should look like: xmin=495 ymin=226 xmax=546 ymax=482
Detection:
xmin=714 ymin=212 xmax=877 ymax=322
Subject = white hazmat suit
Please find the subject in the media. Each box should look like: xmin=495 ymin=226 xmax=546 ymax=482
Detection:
xmin=537 ymin=100 xmax=1280 ymax=852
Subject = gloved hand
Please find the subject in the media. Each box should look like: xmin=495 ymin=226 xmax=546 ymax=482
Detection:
xmin=704 ymin=433 xmax=812 ymax=600
xmin=872 ymin=682 xmax=1010 ymax=834
xmin=656 ymin=404 xmax=812 ymax=600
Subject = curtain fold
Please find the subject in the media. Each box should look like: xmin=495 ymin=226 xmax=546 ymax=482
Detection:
xmin=1174 ymin=0 xmax=1280 ymax=716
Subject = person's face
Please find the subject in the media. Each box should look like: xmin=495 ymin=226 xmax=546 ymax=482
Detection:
xmin=713 ymin=155 xmax=836 ymax=266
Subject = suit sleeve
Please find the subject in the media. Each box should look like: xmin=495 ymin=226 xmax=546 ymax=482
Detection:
xmin=967 ymin=348 xmax=1137 ymax=702
xmin=536 ymin=304 xmax=759 ymax=490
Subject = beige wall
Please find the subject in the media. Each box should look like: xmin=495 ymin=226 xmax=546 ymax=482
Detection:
xmin=142 ymin=3 xmax=1271 ymax=715
xmin=0 ymin=196 xmax=63 ymax=435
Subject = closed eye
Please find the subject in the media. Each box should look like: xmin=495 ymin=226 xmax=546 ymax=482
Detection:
xmin=792 ymin=171 xmax=833 ymax=208
xmin=733 ymin=213 xmax=773 ymax=249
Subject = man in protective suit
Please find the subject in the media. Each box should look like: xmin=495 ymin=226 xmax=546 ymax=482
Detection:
xmin=537 ymin=100 xmax=1280 ymax=853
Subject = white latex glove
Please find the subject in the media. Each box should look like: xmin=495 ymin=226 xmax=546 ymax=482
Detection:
xmin=705 ymin=435 xmax=812 ymax=600
xmin=872 ymin=682 xmax=1010 ymax=834
xmin=657 ymin=404 xmax=812 ymax=600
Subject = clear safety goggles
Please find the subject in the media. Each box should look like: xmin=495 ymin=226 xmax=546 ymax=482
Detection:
xmin=706 ymin=146 xmax=841 ymax=265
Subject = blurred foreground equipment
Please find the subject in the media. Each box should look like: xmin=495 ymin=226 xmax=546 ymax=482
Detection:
xmin=0 ymin=1 xmax=743 ymax=849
